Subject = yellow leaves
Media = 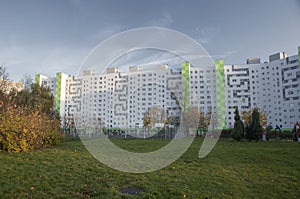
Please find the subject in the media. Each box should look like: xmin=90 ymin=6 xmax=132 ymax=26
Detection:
xmin=0 ymin=106 xmax=62 ymax=153
xmin=23 ymin=128 xmax=28 ymax=134
xmin=32 ymin=133 xmax=38 ymax=139
xmin=241 ymin=109 xmax=268 ymax=127
xmin=20 ymin=140 xmax=29 ymax=153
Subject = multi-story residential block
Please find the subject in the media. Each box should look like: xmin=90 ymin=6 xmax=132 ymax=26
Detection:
xmin=35 ymin=46 xmax=300 ymax=129
xmin=224 ymin=48 xmax=300 ymax=129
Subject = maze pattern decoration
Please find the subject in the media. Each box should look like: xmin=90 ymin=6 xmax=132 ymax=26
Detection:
xmin=298 ymin=46 xmax=300 ymax=70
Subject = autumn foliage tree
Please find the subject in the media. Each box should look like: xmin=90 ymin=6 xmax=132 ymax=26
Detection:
xmin=241 ymin=109 xmax=267 ymax=127
xmin=241 ymin=108 xmax=266 ymax=141
xmin=198 ymin=111 xmax=211 ymax=132
xmin=0 ymin=69 xmax=62 ymax=153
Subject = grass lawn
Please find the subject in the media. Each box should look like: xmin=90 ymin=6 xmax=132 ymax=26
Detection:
xmin=0 ymin=137 xmax=299 ymax=198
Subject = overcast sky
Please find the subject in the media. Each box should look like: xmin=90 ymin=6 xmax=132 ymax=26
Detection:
xmin=0 ymin=0 xmax=300 ymax=81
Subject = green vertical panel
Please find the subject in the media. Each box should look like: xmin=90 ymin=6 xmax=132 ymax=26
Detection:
xmin=182 ymin=62 xmax=190 ymax=112
xmin=35 ymin=74 xmax=41 ymax=86
xmin=55 ymin=72 xmax=62 ymax=112
xmin=298 ymin=46 xmax=300 ymax=70
xmin=215 ymin=60 xmax=225 ymax=130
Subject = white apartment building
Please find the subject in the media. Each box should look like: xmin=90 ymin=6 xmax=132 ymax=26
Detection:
xmin=36 ymin=63 xmax=217 ymax=129
xmin=224 ymin=49 xmax=300 ymax=129
xmin=35 ymin=46 xmax=300 ymax=129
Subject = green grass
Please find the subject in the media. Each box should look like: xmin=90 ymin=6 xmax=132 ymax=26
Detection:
xmin=0 ymin=138 xmax=299 ymax=198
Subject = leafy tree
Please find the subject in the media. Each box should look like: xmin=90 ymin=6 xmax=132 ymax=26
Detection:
xmin=249 ymin=108 xmax=263 ymax=141
xmin=0 ymin=72 xmax=62 ymax=153
xmin=30 ymin=83 xmax=54 ymax=114
xmin=232 ymin=107 xmax=244 ymax=141
xmin=241 ymin=109 xmax=267 ymax=127
xmin=241 ymin=110 xmax=252 ymax=127
xmin=143 ymin=113 xmax=151 ymax=128
xmin=198 ymin=111 xmax=211 ymax=131
xmin=14 ymin=89 xmax=31 ymax=109
xmin=15 ymin=83 xmax=54 ymax=114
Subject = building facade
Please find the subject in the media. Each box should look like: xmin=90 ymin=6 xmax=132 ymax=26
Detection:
xmin=35 ymin=47 xmax=300 ymax=129
xmin=224 ymin=49 xmax=300 ymax=129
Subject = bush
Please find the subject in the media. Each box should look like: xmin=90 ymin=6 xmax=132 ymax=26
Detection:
xmin=0 ymin=83 xmax=63 ymax=153
xmin=0 ymin=107 xmax=63 ymax=153
xmin=220 ymin=129 xmax=233 ymax=138
xmin=267 ymin=130 xmax=292 ymax=140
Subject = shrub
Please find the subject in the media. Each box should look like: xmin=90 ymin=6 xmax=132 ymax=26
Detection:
xmin=0 ymin=82 xmax=63 ymax=153
xmin=220 ymin=129 xmax=233 ymax=138
xmin=0 ymin=107 xmax=63 ymax=153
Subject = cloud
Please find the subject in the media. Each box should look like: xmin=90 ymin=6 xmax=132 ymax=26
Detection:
xmin=89 ymin=24 xmax=127 ymax=43
xmin=211 ymin=50 xmax=237 ymax=59
xmin=108 ymin=50 xmax=181 ymax=71
xmin=194 ymin=26 xmax=220 ymax=45
xmin=39 ymin=46 xmax=87 ymax=73
xmin=146 ymin=11 xmax=173 ymax=27
xmin=0 ymin=39 xmax=228 ymax=82
xmin=0 ymin=24 xmax=129 ymax=81
xmin=67 ymin=0 xmax=82 ymax=7
xmin=0 ymin=45 xmax=33 ymax=80
xmin=0 ymin=43 xmax=88 ymax=81
xmin=107 ymin=48 xmax=215 ymax=72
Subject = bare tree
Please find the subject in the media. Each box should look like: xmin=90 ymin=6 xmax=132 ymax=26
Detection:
xmin=95 ymin=117 xmax=105 ymax=135
xmin=182 ymin=106 xmax=200 ymax=129
xmin=0 ymin=63 xmax=9 ymax=80
xmin=143 ymin=106 xmax=167 ymax=128
xmin=0 ymin=63 xmax=10 ymax=93
xmin=0 ymin=64 xmax=11 ymax=112
xmin=167 ymin=115 xmax=181 ymax=127
xmin=21 ymin=74 xmax=33 ymax=91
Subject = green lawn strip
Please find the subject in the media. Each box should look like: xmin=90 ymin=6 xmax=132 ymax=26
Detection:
xmin=0 ymin=138 xmax=299 ymax=198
